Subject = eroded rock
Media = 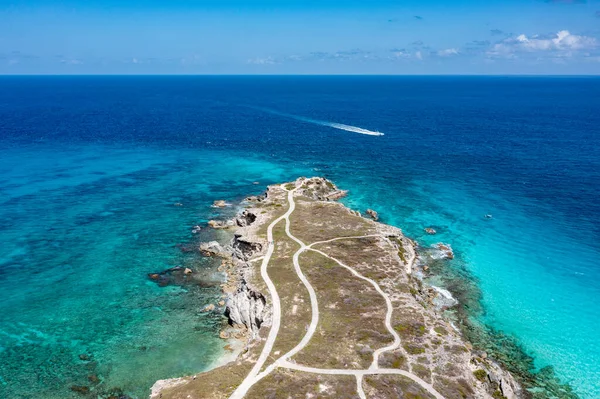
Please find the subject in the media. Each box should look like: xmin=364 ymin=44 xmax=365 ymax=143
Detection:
xmin=225 ymin=282 xmax=267 ymax=336
xmin=235 ymin=210 xmax=257 ymax=227
xmin=212 ymin=200 xmax=227 ymax=208
xmin=366 ymin=209 xmax=379 ymax=221
xmin=200 ymin=241 xmax=226 ymax=257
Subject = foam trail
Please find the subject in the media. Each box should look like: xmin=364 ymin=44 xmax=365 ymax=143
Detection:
xmin=250 ymin=106 xmax=384 ymax=136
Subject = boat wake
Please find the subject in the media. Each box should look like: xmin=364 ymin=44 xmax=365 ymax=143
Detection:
xmin=249 ymin=106 xmax=384 ymax=136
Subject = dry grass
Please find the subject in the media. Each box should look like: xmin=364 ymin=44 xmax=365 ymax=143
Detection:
xmin=292 ymin=250 xmax=391 ymax=369
xmin=246 ymin=369 xmax=359 ymax=399
xmin=363 ymin=374 xmax=437 ymax=399
xmin=289 ymin=200 xmax=375 ymax=243
xmin=262 ymin=222 xmax=312 ymax=368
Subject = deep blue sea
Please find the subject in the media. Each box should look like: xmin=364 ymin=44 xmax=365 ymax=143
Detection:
xmin=0 ymin=76 xmax=599 ymax=398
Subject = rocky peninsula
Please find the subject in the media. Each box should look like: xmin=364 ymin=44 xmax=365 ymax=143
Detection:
xmin=151 ymin=177 xmax=520 ymax=399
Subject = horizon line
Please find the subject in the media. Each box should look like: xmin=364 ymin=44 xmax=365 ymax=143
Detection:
xmin=1 ymin=73 xmax=600 ymax=77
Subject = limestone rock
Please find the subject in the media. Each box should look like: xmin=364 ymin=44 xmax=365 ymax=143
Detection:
xmin=425 ymin=227 xmax=437 ymax=235
xmin=150 ymin=377 xmax=188 ymax=399
xmin=207 ymin=220 xmax=227 ymax=229
xmin=200 ymin=241 xmax=225 ymax=257
xmin=212 ymin=200 xmax=227 ymax=208
xmin=203 ymin=303 xmax=215 ymax=312
xmin=295 ymin=177 xmax=347 ymax=201
xmin=235 ymin=210 xmax=257 ymax=227
xmin=231 ymin=234 xmax=263 ymax=261
xmin=436 ymin=243 xmax=454 ymax=259
xmin=366 ymin=209 xmax=379 ymax=221
xmin=225 ymin=282 xmax=267 ymax=336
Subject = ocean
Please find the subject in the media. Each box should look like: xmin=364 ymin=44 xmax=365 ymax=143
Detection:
xmin=0 ymin=76 xmax=598 ymax=398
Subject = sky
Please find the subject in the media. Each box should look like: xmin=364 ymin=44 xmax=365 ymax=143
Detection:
xmin=1 ymin=0 xmax=600 ymax=74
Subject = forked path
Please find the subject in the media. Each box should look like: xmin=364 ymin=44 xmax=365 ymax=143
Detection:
xmin=229 ymin=185 xmax=446 ymax=399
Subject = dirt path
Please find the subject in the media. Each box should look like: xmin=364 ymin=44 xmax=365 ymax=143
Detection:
xmin=229 ymin=185 xmax=446 ymax=399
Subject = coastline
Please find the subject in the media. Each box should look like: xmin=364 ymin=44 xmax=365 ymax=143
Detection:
xmin=151 ymin=177 xmax=572 ymax=399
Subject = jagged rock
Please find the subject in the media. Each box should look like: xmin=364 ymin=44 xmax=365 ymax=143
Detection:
xmin=225 ymin=282 xmax=267 ymax=336
xmin=235 ymin=210 xmax=257 ymax=227
xmin=184 ymin=268 xmax=192 ymax=275
xmin=207 ymin=220 xmax=231 ymax=229
xmin=150 ymin=378 xmax=188 ymax=399
xmin=425 ymin=227 xmax=437 ymax=235
xmin=366 ymin=209 xmax=379 ymax=221
xmin=295 ymin=177 xmax=347 ymax=201
xmin=231 ymin=234 xmax=263 ymax=261
xmin=212 ymin=200 xmax=227 ymax=208
xmin=436 ymin=243 xmax=454 ymax=259
xmin=472 ymin=358 xmax=520 ymax=399
xmin=200 ymin=241 xmax=225 ymax=257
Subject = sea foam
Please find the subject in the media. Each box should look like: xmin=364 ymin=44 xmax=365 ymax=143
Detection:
xmin=249 ymin=106 xmax=384 ymax=136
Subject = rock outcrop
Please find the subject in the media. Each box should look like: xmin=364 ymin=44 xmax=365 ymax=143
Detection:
xmin=366 ymin=208 xmax=379 ymax=221
xmin=212 ymin=200 xmax=228 ymax=208
xmin=435 ymin=242 xmax=454 ymax=259
xmin=225 ymin=281 xmax=268 ymax=336
xmin=207 ymin=220 xmax=232 ymax=229
xmin=231 ymin=234 xmax=263 ymax=261
xmin=294 ymin=177 xmax=348 ymax=201
xmin=199 ymin=241 xmax=226 ymax=257
xmin=471 ymin=357 xmax=521 ymax=399
xmin=235 ymin=210 xmax=257 ymax=227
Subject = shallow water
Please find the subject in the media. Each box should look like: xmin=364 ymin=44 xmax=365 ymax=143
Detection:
xmin=1 ymin=76 xmax=599 ymax=398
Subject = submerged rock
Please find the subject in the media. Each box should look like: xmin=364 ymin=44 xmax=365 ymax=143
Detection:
xmin=203 ymin=303 xmax=215 ymax=312
xmin=435 ymin=243 xmax=454 ymax=259
xmin=212 ymin=200 xmax=227 ymax=208
xmin=424 ymin=227 xmax=437 ymax=235
xmin=70 ymin=385 xmax=89 ymax=395
xmin=207 ymin=220 xmax=233 ymax=229
xmin=147 ymin=266 xmax=198 ymax=287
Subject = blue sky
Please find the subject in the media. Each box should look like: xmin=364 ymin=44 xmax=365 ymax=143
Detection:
xmin=1 ymin=0 xmax=600 ymax=74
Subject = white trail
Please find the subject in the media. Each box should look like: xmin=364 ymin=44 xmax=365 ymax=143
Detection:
xmin=250 ymin=106 xmax=384 ymax=136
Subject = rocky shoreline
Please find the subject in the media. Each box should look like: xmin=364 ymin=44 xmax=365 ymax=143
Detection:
xmin=151 ymin=177 xmax=521 ymax=399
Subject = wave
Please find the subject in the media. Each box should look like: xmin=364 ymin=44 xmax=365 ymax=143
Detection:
xmin=248 ymin=106 xmax=384 ymax=136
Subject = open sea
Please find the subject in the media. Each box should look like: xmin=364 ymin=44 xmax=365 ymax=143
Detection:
xmin=0 ymin=76 xmax=599 ymax=398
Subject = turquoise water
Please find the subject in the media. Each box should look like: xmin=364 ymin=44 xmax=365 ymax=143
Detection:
xmin=0 ymin=142 xmax=309 ymax=398
xmin=1 ymin=76 xmax=599 ymax=398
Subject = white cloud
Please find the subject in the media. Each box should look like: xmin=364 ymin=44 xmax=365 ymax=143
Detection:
xmin=391 ymin=49 xmax=411 ymax=59
xmin=60 ymin=58 xmax=83 ymax=65
xmin=247 ymin=57 xmax=277 ymax=65
xmin=437 ymin=48 xmax=459 ymax=57
xmin=488 ymin=30 xmax=597 ymax=58
xmin=415 ymin=51 xmax=423 ymax=60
